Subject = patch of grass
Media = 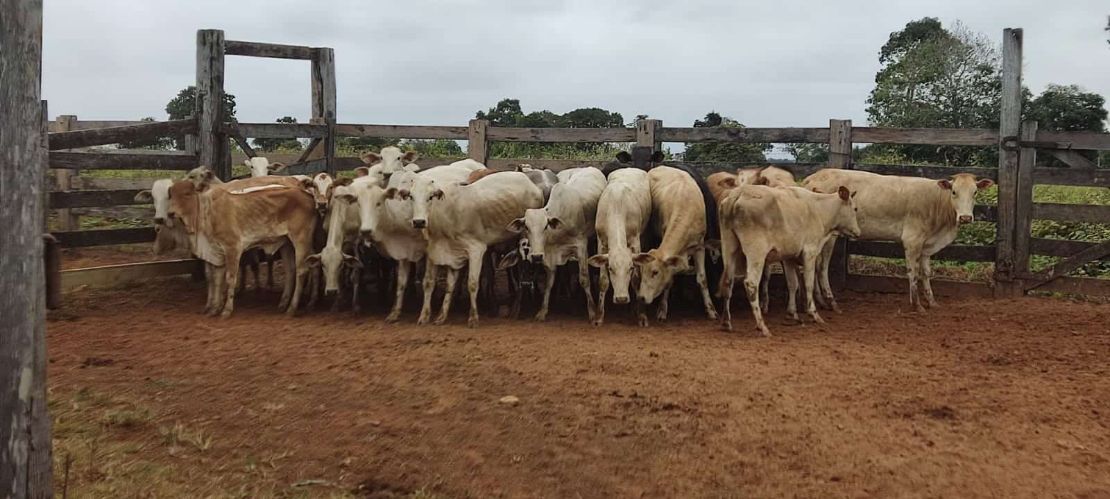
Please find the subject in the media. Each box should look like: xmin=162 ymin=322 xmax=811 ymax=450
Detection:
xmin=159 ymin=422 xmax=213 ymax=452
xmin=100 ymin=408 xmax=153 ymax=430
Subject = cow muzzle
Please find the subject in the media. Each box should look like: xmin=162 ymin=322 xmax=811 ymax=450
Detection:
xmin=154 ymin=217 xmax=165 ymax=225
xmin=360 ymin=229 xmax=373 ymax=239
xmin=958 ymin=215 xmax=973 ymax=225
xmin=412 ymin=219 xmax=427 ymax=229
xmin=324 ymin=289 xmax=338 ymax=297
xmin=614 ymin=295 xmax=630 ymax=305
xmin=530 ymin=254 xmax=543 ymax=264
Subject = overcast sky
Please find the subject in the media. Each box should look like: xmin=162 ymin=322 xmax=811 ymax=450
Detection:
xmin=43 ymin=0 xmax=1110 ymax=137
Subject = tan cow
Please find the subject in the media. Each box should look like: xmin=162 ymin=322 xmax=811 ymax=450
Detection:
xmin=167 ymin=170 xmax=318 ymax=318
xmin=802 ymin=170 xmax=993 ymax=312
xmin=587 ymin=168 xmax=653 ymax=326
xmin=634 ymin=166 xmax=717 ymax=324
xmin=718 ymin=184 xmax=860 ymax=336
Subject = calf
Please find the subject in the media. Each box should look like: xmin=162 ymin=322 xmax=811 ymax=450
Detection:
xmin=802 ymin=170 xmax=993 ymax=312
xmin=718 ymin=184 xmax=860 ymax=336
xmin=167 ymin=170 xmax=318 ymax=317
xmin=505 ymin=167 xmax=605 ymax=321
xmin=587 ymin=168 xmax=652 ymax=326
xmin=306 ymin=183 xmax=364 ymax=312
xmin=414 ymin=171 xmax=543 ymax=327
xmin=360 ymin=146 xmax=420 ymax=184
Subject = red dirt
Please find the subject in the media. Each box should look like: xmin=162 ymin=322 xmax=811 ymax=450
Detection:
xmin=48 ymin=277 xmax=1110 ymax=498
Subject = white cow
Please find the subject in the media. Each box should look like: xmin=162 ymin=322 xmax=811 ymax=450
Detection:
xmin=504 ymin=167 xmax=606 ymax=321
xmin=414 ymin=171 xmax=543 ymax=327
xmin=306 ymin=183 xmax=364 ymax=312
xmin=587 ymin=168 xmax=652 ymax=326
xmin=634 ymin=166 xmax=717 ymax=324
xmin=345 ymin=172 xmax=428 ymax=322
xmin=360 ymin=146 xmax=421 ymax=185
xmin=718 ymin=184 xmax=861 ymax=336
xmin=802 ymin=170 xmax=993 ymax=312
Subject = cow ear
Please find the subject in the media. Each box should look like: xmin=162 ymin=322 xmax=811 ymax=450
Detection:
xmin=354 ymin=167 xmax=370 ymax=178
xmin=431 ymin=189 xmax=444 ymax=200
xmin=333 ymin=177 xmax=352 ymax=187
xmin=401 ymin=151 xmax=418 ymax=163
xmin=703 ymin=239 xmax=722 ymax=252
xmin=651 ymin=150 xmax=665 ymax=163
xmin=196 ymin=169 xmax=215 ymax=192
xmin=336 ymin=193 xmax=357 ymax=204
xmin=306 ymin=254 xmax=322 ymax=267
xmin=976 ymin=178 xmax=994 ymax=190
xmin=632 ymin=253 xmax=654 ymax=265
xmin=134 ymin=190 xmax=153 ymax=203
xmin=399 ymin=189 xmax=412 ymax=200
xmin=496 ymin=252 xmax=520 ymax=270
xmin=506 ymin=218 xmax=526 ymax=233
xmin=587 ymin=254 xmax=609 ymax=268
xmin=384 ymin=187 xmax=398 ymax=199
xmin=547 ymin=217 xmax=563 ymax=230
xmin=298 ymin=177 xmax=315 ymax=192
xmin=938 ymin=179 xmax=953 ymax=190
xmin=343 ymin=254 xmax=363 ymax=269
xmin=850 ymin=190 xmax=858 ymax=198
xmin=360 ymin=152 xmax=381 ymax=165
xmin=663 ymin=255 xmax=684 ymax=267
xmin=838 ymin=185 xmax=850 ymax=201
xmin=270 ymin=162 xmax=287 ymax=173
xmin=720 ymin=176 xmax=738 ymax=189
xmin=615 ymin=151 xmax=632 ymax=164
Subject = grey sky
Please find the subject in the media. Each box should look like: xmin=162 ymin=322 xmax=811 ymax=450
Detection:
xmin=43 ymin=0 xmax=1110 ymax=138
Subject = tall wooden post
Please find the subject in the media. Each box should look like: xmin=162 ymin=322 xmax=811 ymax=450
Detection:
xmin=311 ymin=47 xmax=336 ymax=175
xmin=0 ymin=0 xmax=54 ymax=496
xmin=637 ymin=118 xmax=661 ymax=152
xmin=828 ymin=119 xmax=853 ymax=290
xmin=995 ymin=28 xmax=1023 ymax=297
xmin=196 ymin=29 xmax=228 ymax=179
xmin=468 ymin=119 xmax=490 ymax=164
xmin=54 ymin=115 xmax=80 ymax=230
xmin=1012 ymin=120 xmax=1038 ymax=285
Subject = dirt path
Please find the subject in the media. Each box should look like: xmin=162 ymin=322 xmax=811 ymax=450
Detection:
xmin=47 ymin=278 xmax=1110 ymax=498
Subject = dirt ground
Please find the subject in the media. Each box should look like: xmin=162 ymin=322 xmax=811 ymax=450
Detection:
xmin=47 ymin=274 xmax=1110 ymax=498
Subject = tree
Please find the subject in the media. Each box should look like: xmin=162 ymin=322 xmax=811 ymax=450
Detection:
xmin=1026 ymin=84 xmax=1107 ymax=133
xmin=476 ymin=98 xmax=524 ymax=126
xmin=475 ymin=98 xmax=628 ymax=159
xmin=252 ymin=116 xmax=303 ymax=152
xmin=562 ymin=107 xmax=624 ymax=128
xmin=786 ymin=143 xmax=829 ymax=163
xmin=401 ymin=139 xmax=463 ymax=157
xmin=164 ymin=85 xmax=236 ymax=150
xmin=682 ymin=112 xmax=770 ymax=164
xmin=865 ymin=19 xmax=1001 ymax=165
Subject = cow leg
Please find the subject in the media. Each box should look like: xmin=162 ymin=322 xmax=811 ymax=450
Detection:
xmin=330 ymin=268 xmax=344 ymax=313
xmin=920 ymin=253 xmax=938 ymax=309
xmin=434 ymin=266 xmax=460 ymax=325
xmin=782 ymin=260 xmax=801 ymax=324
xmin=386 ymin=260 xmax=410 ymax=323
xmin=220 ymin=249 xmax=244 ymax=319
xmin=802 ymin=252 xmax=825 ymax=325
xmin=535 ymin=264 xmax=557 ymax=322
xmin=277 ymin=244 xmax=295 ymax=311
xmin=305 ymin=267 xmax=320 ymax=310
xmin=694 ymin=247 xmax=717 ymax=320
xmin=204 ymin=262 xmax=221 ymax=316
xmin=594 ymin=240 xmax=609 ymax=327
xmin=577 ymin=245 xmax=597 ymax=322
xmin=743 ymin=250 xmax=771 ymax=337
xmin=759 ymin=265 xmax=771 ymax=314
xmin=266 ymin=255 xmax=275 ymax=290
xmin=718 ymin=229 xmax=740 ymax=331
xmin=350 ymin=265 xmax=362 ymax=314
xmin=656 ymin=284 xmax=671 ymax=322
xmin=816 ymin=238 xmax=839 ymax=312
xmin=903 ymin=241 xmax=926 ymax=313
xmin=466 ymin=247 xmax=487 ymax=328
xmin=418 ymin=261 xmax=438 ymax=325
xmin=508 ymin=265 xmax=523 ymax=320
xmin=284 ymin=235 xmax=313 ymax=317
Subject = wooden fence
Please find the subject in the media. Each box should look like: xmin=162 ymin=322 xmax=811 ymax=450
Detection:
xmin=45 ymin=27 xmax=1110 ymax=298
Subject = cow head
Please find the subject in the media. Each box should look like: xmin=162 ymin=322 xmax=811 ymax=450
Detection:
xmin=939 ymin=174 xmax=993 ymax=225
xmin=306 ymin=246 xmax=361 ymax=296
xmin=615 ymin=148 xmax=664 ymax=170
xmin=707 ymin=172 xmax=740 ymax=203
xmin=361 ymin=146 xmax=418 ymax=181
xmin=309 ymin=172 xmax=337 ymax=212
xmin=166 ymin=179 xmax=202 ymax=235
xmin=632 ymin=249 xmax=688 ymax=305
xmin=244 ymin=157 xmax=271 ymax=177
xmin=507 ymin=208 xmax=564 ymax=265
xmin=830 ymin=185 xmax=862 ymax=239
xmin=588 ymin=247 xmax=636 ymax=305
xmin=407 ymin=173 xmax=445 ymax=230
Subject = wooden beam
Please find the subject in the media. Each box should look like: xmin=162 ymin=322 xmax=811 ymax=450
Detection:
xmin=1013 ymin=121 xmax=1037 ymax=281
xmin=1045 ymin=149 xmax=1098 ymax=169
xmin=0 ymin=1 xmax=52 ymax=494
xmin=1031 ymin=167 xmax=1110 ymax=187
xmin=994 ymin=27 xmax=1023 ymax=290
xmin=48 ymin=119 xmax=148 ymax=132
xmin=1032 ymin=276 xmax=1110 ymax=297
xmin=53 ymin=114 xmax=80 ymax=230
xmin=224 ymin=39 xmax=316 ymax=59
xmin=334 ymin=123 xmax=469 ymax=140
xmin=848 ymin=241 xmax=995 ymax=262
xmin=1032 ymin=203 xmax=1110 ymax=224
xmin=636 ymin=118 xmax=661 ymax=149
xmin=232 ymin=122 xmax=327 ymax=139
xmin=659 ymin=127 xmax=829 ymax=143
xmin=52 ymin=227 xmax=155 ymax=247
xmin=229 ymin=127 xmax=257 ymax=158
xmin=468 ymin=119 xmax=489 ymax=164
xmin=827 ymin=119 xmax=852 ymax=290
xmin=61 ymin=259 xmax=203 ymax=292
xmin=49 ymin=150 xmax=197 ymax=170
xmin=47 ymin=118 xmax=196 ymax=150
xmin=49 ymin=190 xmax=147 ymax=209
xmin=1036 ymin=131 xmax=1110 ymax=151
xmin=486 ymin=158 xmax=609 ymax=172
xmin=844 ymin=274 xmax=993 ymax=298
xmin=852 ymin=163 xmax=997 ymax=181
xmin=851 ymin=127 xmax=998 ymax=146
xmin=1029 ymin=238 xmax=1106 ymax=257
xmin=197 ymin=29 xmax=228 ymax=179
xmin=296 ymin=137 xmax=323 ymax=164
xmin=1026 ymin=239 xmax=1110 ymax=289
xmin=311 ymin=47 xmax=337 ymax=176
xmin=487 ymin=126 xmax=636 ymax=143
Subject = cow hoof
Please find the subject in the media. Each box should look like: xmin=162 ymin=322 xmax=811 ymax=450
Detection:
xmin=830 ymin=302 xmax=842 ymax=314
xmin=782 ymin=316 xmax=802 ymax=326
xmin=219 ymin=309 xmax=234 ymax=319
xmin=417 ymin=317 xmax=430 ymax=325
xmin=433 ymin=317 xmax=448 ymax=326
xmin=811 ymin=314 xmax=826 ymax=325
xmin=706 ymin=310 xmax=718 ymax=321
xmin=385 ymin=313 xmax=401 ymax=323
xmin=637 ymin=317 xmax=650 ymax=328
xmin=757 ymin=326 xmax=772 ymax=337
xmin=592 ymin=319 xmax=604 ymax=327
xmin=533 ymin=313 xmax=547 ymax=322
xmin=719 ymin=321 xmax=732 ymax=332
xmin=467 ymin=317 xmax=479 ymax=328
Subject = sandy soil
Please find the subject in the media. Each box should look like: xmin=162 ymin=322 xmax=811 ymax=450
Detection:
xmin=47 ymin=275 xmax=1110 ymax=498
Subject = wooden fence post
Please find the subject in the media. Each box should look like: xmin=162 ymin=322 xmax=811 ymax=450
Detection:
xmin=468 ymin=119 xmax=490 ymax=164
xmin=0 ymin=0 xmax=54 ymax=495
xmin=55 ymin=114 xmax=80 ymax=230
xmin=637 ymin=118 xmax=661 ymax=152
xmin=995 ymin=28 xmax=1023 ymax=297
xmin=1012 ymin=120 xmax=1038 ymax=286
xmin=828 ymin=119 xmax=853 ymax=290
xmin=312 ymin=47 xmax=336 ymax=175
xmin=196 ymin=29 xmax=228 ymax=179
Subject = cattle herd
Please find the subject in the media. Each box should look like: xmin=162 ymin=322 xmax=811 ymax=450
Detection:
xmin=134 ymin=148 xmax=992 ymax=336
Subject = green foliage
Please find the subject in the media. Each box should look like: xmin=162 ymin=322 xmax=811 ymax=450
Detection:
xmin=476 ymin=98 xmax=629 ymax=160
xmin=119 ymin=117 xmax=172 ymax=150
xmin=786 ymin=143 xmax=828 ymax=163
xmin=682 ymin=112 xmax=770 ymax=163
xmin=1027 ymin=84 xmax=1108 ymax=133
xmin=403 ymin=139 xmax=463 ymax=157
xmin=252 ymin=116 xmax=303 ymax=152
xmin=164 ymin=86 xmax=236 ymax=150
